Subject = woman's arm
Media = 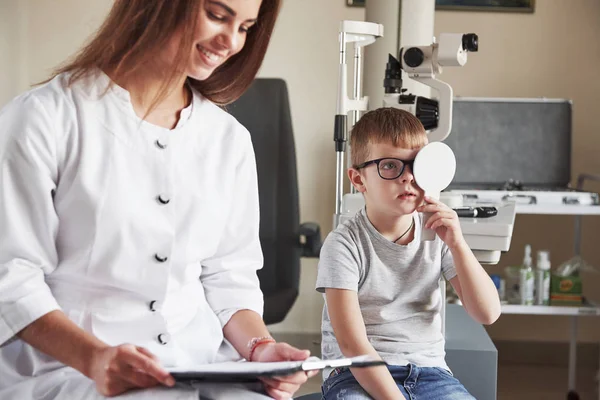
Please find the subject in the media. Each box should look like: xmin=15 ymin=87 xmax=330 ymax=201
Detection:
xmin=223 ymin=309 xmax=312 ymax=363
xmin=17 ymin=311 xmax=174 ymax=396
xmin=223 ymin=309 xmax=315 ymax=400
xmin=222 ymin=309 xmax=272 ymax=361
xmin=0 ymin=95 xmax=172 ymax=397
xmin=202 ymin=129 xmax=313 ymax=400
xmin=17 ymin=311 xmax=106 ymax=378
xmin=200 ymin=129 xmax=264 ymax=329
xmin=326 ymin=288 xmax=406 ymax=400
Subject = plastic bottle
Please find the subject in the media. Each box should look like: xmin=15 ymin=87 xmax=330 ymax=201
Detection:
xmin=519 ymin=244 xmax=534 ymax=305
xmin=535 ymin=250 xmax=551 ymax=305
xmin=499 ymin=279 xmax=506 ymax=304
xmin=489 ymin=274 xmax=507 ymax=303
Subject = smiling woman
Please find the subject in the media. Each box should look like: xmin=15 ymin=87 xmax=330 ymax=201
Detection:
xmin=0 ymin=0 xmax=318 ymax=399
xmin=48 ymin=0 xmax=279 ymax=107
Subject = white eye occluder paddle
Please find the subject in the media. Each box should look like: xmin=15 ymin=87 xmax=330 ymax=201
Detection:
xmin=412 ymin=142 xmax=457 ymax=241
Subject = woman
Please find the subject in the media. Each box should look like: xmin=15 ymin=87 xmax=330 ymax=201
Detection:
xmin=0 ymin=0 xmax=316 ymax=399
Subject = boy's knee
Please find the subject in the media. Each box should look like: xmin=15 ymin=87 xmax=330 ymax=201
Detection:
xmin=322 ymin=373 xmax=372 ymax=400
xmin=329 ymin=386 xmax=372 ymax=400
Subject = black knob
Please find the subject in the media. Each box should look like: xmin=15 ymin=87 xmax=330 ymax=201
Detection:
xmin=157 ymin=333 xmax=170 ymax=345
xmin=383 ymin=54 xmax=403 ymax=94
xmin=157 ymin=195 xmax=170 ymax=205
xmin=154 ymin=253 xmax=168 ymax=263
xmin=155 ymin=139 xmax=168 ymax=150
xmin=462 ymin=33 xmax=478 ymax=52
xmin=403 ymin=47 xmax=425 ymax=68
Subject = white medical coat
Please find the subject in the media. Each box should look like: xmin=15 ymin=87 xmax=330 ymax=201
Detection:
xmin=0 ymin=71 xmax=265 ymax=399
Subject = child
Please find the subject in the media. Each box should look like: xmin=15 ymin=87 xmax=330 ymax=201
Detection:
xmin=316 ymin=108 xmax=501 ymax=400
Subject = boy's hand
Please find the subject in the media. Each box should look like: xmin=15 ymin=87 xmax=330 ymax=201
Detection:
xmin=418 ymin=196 xmax=466 ymax=249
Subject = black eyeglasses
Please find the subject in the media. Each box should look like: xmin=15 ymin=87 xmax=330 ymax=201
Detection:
xmin=354 ymin=157 xmax=414 ymax=180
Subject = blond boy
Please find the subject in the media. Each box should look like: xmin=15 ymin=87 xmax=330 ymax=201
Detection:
xmin=316 ymin=108 xmax=501 ymax=400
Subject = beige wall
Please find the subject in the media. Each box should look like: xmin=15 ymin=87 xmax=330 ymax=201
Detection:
xmin=24 ymin=0 xmax=114 ymax=86
xmin=0 ymin=0 xmax=21 ymax=105
xmin=1 ymin=0 xmax=598 ymax=342
xmin=435 ymin=0 xmax=600 ymax=343
xmin=0 ymin=0 xmax=113 ymax=103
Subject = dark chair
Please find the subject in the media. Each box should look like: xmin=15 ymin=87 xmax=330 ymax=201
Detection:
xmin=228 ymin=78 xmax=321 ymax=325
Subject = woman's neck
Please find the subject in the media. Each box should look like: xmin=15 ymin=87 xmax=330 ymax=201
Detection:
xmin=110 ymin=68 xmax=190 ymax=129
xmin=366 ymin=207 xmax=415 ymax=245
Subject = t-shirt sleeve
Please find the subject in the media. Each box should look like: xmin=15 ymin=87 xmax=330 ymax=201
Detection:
xmin=315 ymin=230 xmax=361 ymax=293
xmin=441 ymin=243 xmax=457 ymax=281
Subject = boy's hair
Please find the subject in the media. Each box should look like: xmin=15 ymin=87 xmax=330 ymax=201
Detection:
xmin=350 ymin=107 xmax=428 ymax=167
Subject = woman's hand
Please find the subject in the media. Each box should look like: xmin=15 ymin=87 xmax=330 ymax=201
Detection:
xmin=88 ymin=343 xmax=175 ymax=397
xmin=253 ymin=342 xmax=319 ymax=400
xmin=418 ymin=196 xmax=466 ymax=249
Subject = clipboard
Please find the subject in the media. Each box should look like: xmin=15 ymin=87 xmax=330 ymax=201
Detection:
xmin=167 ymin=355 xmax=386 ymax=383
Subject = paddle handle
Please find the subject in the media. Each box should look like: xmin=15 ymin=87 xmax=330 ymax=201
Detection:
xmin=421 ymin=191 xmax=440 ymax=242
xmin=421 ymin=212 xmax=435 ymax=241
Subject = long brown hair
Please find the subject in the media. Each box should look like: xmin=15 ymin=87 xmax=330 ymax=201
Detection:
xmin=48 ymin=0 xmax=281 ymax=106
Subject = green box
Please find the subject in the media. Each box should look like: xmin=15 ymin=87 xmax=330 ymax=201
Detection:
xmin=550 ymin=274 xmax=583 ymax=306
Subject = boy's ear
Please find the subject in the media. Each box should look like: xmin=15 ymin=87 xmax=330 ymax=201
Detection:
xmin=348 ymin=168 xmax=366 ymax=193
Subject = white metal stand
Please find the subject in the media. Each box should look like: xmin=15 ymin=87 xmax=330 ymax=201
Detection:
xmin=501 ymin=174 xmax=600 ymax=400
xmin=501 ymin=302 xmax=600 ymax=400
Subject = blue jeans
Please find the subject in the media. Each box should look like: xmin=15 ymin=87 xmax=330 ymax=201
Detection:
xmin=322 ymin=364 xmax=475 ymax=400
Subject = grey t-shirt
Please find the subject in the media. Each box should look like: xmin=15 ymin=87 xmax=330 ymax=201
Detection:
xmin=315 ymin=208 xmax=457 ymax=370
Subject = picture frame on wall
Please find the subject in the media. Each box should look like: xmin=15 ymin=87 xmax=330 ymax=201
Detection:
xmin=435 ymin=0 xmax=535 ymax=13
xmin=346 ymin=0 xmax=366 ymax=7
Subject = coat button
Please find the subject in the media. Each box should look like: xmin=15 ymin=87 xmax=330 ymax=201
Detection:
xmin=157 ymin=333 xmax=170 ymax=345
xmin=157 ymin=194 xmax=170 ymax=205
xmin=149 ymin=300 xmax=160 ymax=312
xmin=154 ymin=253 xmax=168 ymax=263
xmin=155 ymin=139 xmax=168 ymax=150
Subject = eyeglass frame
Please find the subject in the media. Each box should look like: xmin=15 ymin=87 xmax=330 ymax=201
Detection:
xmin=354 ymin=157 xmax=415 ymax=180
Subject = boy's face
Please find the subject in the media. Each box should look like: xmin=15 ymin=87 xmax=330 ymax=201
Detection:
xmin=349 ymin=140 xmax=426 ymax=217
